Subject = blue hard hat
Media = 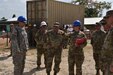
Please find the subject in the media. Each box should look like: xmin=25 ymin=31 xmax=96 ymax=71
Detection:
xmin=17 ymin=16 xmax=26 ymax=23
xmin=73 ymin=20 xmax=81 ymax=27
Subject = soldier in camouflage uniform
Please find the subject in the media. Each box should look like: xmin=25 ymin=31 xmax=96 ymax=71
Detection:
xmin=35 ymin=21 xmax=47 ymax=69
xmin=68 ymin=20 xmax=87 ymax=75
xmin=11 ymin=16 xmax=29 ymax=75
xmin=91 ymin=22 xmax=106 ymax=75
xmin=101 ymin=10 xmax=113 ymax=75
xmin=46 ymin=22 xmax=64 ymax=75
xmin=31 ymin=24 xmax=37 ymax=47
xmin=8 ymin=24 xmax=15 ymax=57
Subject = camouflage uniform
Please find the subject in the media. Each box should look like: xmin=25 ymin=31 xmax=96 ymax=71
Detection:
xmin=63 ymin=29 xmax=69 ymax=49
xmin=11 ymin=26 xmax=29 ymax=75
xmin=91 ymin=29 xmax=106 ymax=75
xmin=101 ymin=27 xmax=113 ymax=75
xmin=9 ymin=32 xmax=13 ymax=56
xmin=35 ymin=29 xmax=47 ymax=68
xmin=68 ymin=31 xmax=87 ymax=75
xmin=31 ymin=27 xmax=37 ymax=47
xmin=46 ymin=29 xmax=64 ymax=75
xmin=8 ymin=24 xmax=15 ymax=57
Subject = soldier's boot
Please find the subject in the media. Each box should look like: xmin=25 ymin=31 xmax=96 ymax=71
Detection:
xmin=96 ymin=69 xmax=100 ymax=75
xmin=76 ymin=68 xmax=82 ymax=75
xmin=102 ymin=71 xmax=105 ymax=75
xmin=47 ymin=72 xmax=50 ymax=75
xmin=54 ymin=71 xmax=57 ymax=75
xmin=37 ymin=65 xmax=40 ymax=69
xmin=102 ymin=72 xmax=105 ymax=75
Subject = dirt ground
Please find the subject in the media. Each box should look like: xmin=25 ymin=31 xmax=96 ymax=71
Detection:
xmin=0 ymin=39 xmax=103 ymax=75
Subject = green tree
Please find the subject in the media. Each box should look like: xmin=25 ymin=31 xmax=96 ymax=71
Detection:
xmin=71 ymin=0 xmax=111 ymax=17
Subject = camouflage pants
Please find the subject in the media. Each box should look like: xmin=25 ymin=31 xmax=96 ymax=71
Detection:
xmin=63 ymin=37 xmax=68 ymax=48
xmin=37 ymin=45 xmax=47 ymax=67
xmin=103 ymin=61 xmax=113 ymax=75
xmin=93 ymin=52 xmax=101 ymax=70
xmin=68 ymin=48 xmax=84 ymax=75
xmin=46 ymin=47 xmax=62 ymax=73
xmin=12 ymin=50 xmax=26 ymax=75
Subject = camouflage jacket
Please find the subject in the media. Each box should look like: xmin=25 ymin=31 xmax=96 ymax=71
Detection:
xmin=68 ymin=30 xmax=87 ymax=49
xmin=31 ymin=27 xmax=38 ymax=38
xmin=91 ymin=30 xmax=106 ymax=51
xmin=101 ymin=27 xmax=113 ymax=61
xmin=11 ymin=26 xmax=29 ymax=52
xmin=46 ymin=29 xmax=65 ymax=48
xmin=35 ymin=30 xmax=47 ymax=46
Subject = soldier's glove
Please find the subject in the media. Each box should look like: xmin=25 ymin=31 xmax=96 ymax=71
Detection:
xmin=58 ymin=30 xmax=64 ymax=35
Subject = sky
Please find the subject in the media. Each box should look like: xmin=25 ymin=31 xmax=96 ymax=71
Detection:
xmin=0 ymin=0 xmax=26 ymax=19
xmin=0 ymin=0 xmax=113 ymax=19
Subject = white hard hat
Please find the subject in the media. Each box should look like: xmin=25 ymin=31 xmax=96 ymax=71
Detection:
xmin=40 ymin=21 xmax=47 ymax=27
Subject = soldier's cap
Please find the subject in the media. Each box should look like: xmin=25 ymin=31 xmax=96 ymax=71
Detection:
xmin=104 ymin=10 xmax=113 ymax=18
xmin=17 ymin=16 xmax=26 ymax=23
xmin=53 ymin=22 xmax=60 ymax=27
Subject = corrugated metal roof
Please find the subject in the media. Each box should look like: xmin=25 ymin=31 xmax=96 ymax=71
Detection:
xmin=0 ymin=17 xmax=18 ymax=25
xmin=84 ymin=17 xmax=103 ymax=25
xmin=7 ymin=17 xmax=17 ymax=21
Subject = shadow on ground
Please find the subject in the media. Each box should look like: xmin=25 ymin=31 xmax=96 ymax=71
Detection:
xmin=0 ymin=56 xmax=10 ymax=61
xmin=23 ymin=67 xmax=45 ymax=75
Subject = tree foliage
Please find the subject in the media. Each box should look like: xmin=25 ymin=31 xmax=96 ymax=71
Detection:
xmin=71 ymin=0 xmax=111 ymax=17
